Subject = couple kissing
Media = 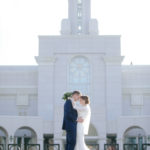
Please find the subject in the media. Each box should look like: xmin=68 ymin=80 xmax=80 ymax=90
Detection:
xmin=62 ymin=91 xmax=91 ymax=150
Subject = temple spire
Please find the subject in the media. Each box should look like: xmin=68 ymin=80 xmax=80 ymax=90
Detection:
xmin=61 ymin=0 xmax=99 ymax=35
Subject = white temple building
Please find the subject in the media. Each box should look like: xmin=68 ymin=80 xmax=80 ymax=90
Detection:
xmin=0 ymin=0 xmax=150 ymax=150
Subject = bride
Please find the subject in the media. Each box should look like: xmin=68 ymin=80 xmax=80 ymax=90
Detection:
xmin=72 ymin=96 xmax=91 ymax=150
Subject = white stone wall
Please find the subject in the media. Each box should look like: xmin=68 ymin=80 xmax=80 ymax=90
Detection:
xmin=0 ymin=66 xmax=38 ymax=116
xmin=122 ymin=66 xmax=150 ymax=116
xmin=0 ymin=66 xmax=38 ymax=87
xmin=0 ymin=38 xmax=150 ymax=150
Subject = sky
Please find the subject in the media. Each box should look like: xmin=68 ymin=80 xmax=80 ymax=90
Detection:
xmin=0 ymin=0 xmax=150 ymax=65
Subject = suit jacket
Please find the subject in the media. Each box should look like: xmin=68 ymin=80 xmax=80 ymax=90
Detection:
xmin=62 ymin=99 xmax=78 ymax=131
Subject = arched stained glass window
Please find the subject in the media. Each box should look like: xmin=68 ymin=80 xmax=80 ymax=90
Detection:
xmin=77 ymin=0 xmax=82 ymax=4
xmin=69 ymin=56 xmax=90 ymax=95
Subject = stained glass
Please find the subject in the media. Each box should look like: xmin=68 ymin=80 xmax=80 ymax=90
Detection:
xmin=77 ymin=0 xmax=82 ymax=4
xmin=69 ymin=56 xmax=90 ymax=95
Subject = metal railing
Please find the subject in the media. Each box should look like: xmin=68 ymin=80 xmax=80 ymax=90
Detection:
xmin=0 ymin=144 xmax=5 ymax=150
xmin=64 ymin=143 xmax=99 ymax=150
xmin=123 ymin=144 xmax=138 ymax=150
xmin=8 ymin=144 xmax=40 ymax=150
xmin=87 ymin=144 xmax=99 ymax=150
xmin=8 ymin=144 xmax=21 ymax=150
xmin=142 ymin=144 xmax=150 ymax=150
xmin=26 ymin=144 xmax=40 ymax=150
xmin=104 ymin=144 xmax=119 ymax=150
xmin=5 ymin=143 xmax=150 ymax=150
xmin=45 ymin=144 xmax=60 ymax=150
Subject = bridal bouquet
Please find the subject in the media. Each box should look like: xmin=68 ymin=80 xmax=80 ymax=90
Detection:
xmin=62 ymin=92 xmax=73 ymax=100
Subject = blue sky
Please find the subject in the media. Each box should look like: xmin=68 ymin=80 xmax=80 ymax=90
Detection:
xmin=0 ymin=0 xmax=150 ymax=65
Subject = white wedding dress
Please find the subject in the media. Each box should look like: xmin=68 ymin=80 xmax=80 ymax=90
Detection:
xmin=73 ymin=103 xmax=91 ymax=150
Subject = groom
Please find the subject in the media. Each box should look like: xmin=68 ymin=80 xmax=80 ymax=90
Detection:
xmin=62 ymin=91 xmax=83 ymax=150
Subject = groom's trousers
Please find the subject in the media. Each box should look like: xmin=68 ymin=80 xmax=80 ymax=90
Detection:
xmin=66 ymin=128 xmax=77 ymax=150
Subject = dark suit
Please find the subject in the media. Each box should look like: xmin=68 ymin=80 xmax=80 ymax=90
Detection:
xmin=62 ymin=99 xmax=78 ymax=150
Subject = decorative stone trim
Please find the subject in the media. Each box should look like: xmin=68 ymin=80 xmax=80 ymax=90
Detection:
xmin=122 ymin=88 xmax=150 ymax=94
xmin=103 ymin=56 xmax=124 ymax=65
xmin=35 ymin=56 xmax=56 ymax=65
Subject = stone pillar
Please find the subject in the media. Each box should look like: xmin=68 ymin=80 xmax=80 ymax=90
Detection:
xmin=103 ymin=56 xmax=124 ymax=122
xmin=117 ymin=138 xmax=123 ymax=150
xmin=21 ymin=137 xmax=24 ymax=150
xmin=35 ymin=56 xmax=56 ymax=120
xmin=53 ymin=103 xmax=64 ymax=150
xmin=37 ymin=138 xmax=43 ymax=150
xmin=98 ymin=137 xmax=106 ymax=150
xmin=54 ymin=138 xmax=63 ymax=150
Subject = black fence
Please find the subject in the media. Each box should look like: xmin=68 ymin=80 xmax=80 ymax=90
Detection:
xmin=64 ymin=143 xmax=99 ymax=150
xmin=0 ymin=145 xmax=5 ymax=150
xmin=8 ymin=144 xmax=40 ymax=150
xmin=87 ymin=144 xmax=99 ymax=150
xmin=123 ymin=144 xmax=138 ymax=150
xmin=142 ymin=144 xmax=150 ymax=150
xmin=104 ymin=144 xmax=119 ymax=150
xmin=45 ymin=144 xmax=60 ymax=150
xmin=26 ymin=144 xmax=40 ymax=150
xmin=8 ymin=144 xmax=21 ymax=150
xmin=4 ymin=143 xmax=150 ymax=150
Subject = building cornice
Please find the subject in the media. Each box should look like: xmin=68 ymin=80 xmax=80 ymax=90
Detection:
xmin=35 ymin=56 xmax=56 ymax=65
xmin=103 ymin=56 xmax=124 ymax=65
xmin=122 ymin=87 xmax=150 ymax=94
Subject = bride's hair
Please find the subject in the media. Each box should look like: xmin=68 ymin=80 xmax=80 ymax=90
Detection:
xmin=80 ymin=96 xmax=90 ymax=104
